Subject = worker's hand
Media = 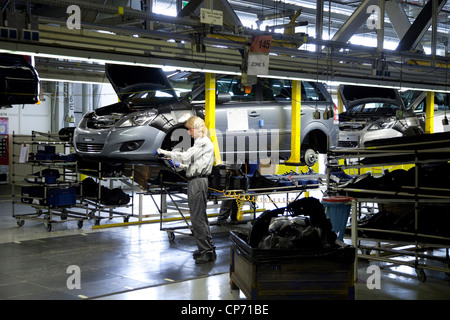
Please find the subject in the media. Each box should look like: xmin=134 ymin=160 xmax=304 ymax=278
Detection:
xmin=157 ymin=148 xmax=169 ymax=156
xmin=168 ymin=159 xmax=181 ymax=168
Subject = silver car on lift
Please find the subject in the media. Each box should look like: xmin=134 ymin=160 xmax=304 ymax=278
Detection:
xmin=337 ymin=85 xmax=423 ymax=148
xmin=73 ymin=64 xmax=338 ymax=166
xmin=401 ymin=90 xmax=450 ymax=133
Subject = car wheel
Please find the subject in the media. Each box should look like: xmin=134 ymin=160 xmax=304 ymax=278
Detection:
xmin=302 ymin=148 xmax=319 ymax=167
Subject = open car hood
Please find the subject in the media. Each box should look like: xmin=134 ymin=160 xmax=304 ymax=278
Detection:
xmin=105 ymin=64 xmax=176 ymax=102
xmin=339 ymin=85 xmax=404 ymax=110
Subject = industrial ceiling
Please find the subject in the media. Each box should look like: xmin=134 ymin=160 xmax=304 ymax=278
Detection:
xmin=1 ymin=0 xmax=449 ymax=91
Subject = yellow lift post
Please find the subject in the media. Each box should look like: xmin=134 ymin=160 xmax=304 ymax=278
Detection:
xmin=337 ymin=91 xmax=344 ymax=114
xmin=204 ymin=73 xmax=222 ymax=165
xmin=425 ymin=91 xmax=434 ymax=134
xmin=286 ymin=80 xmax=302 ymax=164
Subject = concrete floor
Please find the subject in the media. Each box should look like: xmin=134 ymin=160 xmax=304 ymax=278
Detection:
xmin=1 ymin=184 xmax=450 ymax=301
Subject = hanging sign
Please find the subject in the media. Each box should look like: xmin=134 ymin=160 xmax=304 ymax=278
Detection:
xmin=249 ymin=35 xmax=272 ymax=54
xmin=247 ymin=35 xmax=272 ymax=76
xmin=247 ymin=55 xmax=270 ymax=76
xmin=200 ymin=8 xmax=223 ymax=26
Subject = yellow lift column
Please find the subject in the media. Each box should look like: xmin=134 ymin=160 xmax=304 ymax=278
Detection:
xmin=204 ymin=73 xmax=222 ymax=165
xmin=337 ymin=91 xmax=344 ymax=114
xmin=286 ymin=80 xmax=302 ymax=164
xmin=425 ymin=91 xmax=434 ymax=134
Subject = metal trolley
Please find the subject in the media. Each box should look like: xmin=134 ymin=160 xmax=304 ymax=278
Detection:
xmin=143 ymin=170 xmax=325 ymax=241
xmin=11 ymin=131 xmax=89 ymax=232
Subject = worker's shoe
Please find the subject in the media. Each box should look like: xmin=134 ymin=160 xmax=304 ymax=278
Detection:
xmin=194 ymin=250 xmax=216 ymax=264
xmin=193 ymin=250 xmax=216 ymax=259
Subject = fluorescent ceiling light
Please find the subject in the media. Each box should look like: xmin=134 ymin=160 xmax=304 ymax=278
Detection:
xmin=0 ymin=48 xmax=242 ymax=76
xmin=39 ymin=77 xmax=109 ymax=85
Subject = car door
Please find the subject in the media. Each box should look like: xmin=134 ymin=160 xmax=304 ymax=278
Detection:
xmin=214 ymin=76 xmax=266 ymax=165
xmin=422 ymin=92 xmax=449 ymax=133
xmin=271 ymin=79 xmax=336 ymax=158
xmin=433 ymin=93 xmax=450 ymax=132
xmin=403 ymin=91 xmax=450 ymax=133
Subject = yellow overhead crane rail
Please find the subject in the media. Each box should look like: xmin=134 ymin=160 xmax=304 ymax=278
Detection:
xmin=407 ymin=59 xmax=450 ymax=69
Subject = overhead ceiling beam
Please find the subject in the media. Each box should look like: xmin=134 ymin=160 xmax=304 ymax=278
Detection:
xmin=396 ymin=0 xmax=446 ymax=51
xmin=29 ymin=0 xmax=203 ymax=27
xmin=331 ymin=0 xmax=378 ymax=45
xmin=385 ymin=0 xmax=424 ymax=52
xmin=1 ymin=22 xmax=449 ymax=91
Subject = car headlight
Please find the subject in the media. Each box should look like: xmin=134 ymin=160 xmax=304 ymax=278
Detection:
xmin=367 ymin=119 xmax=396 ymax=131
xmin=116 ymin=111 xmax=157 ymax=127
xmin=405 ymin=117 xmax=420 ymax=127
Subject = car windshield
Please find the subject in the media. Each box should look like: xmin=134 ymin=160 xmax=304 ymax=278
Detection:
xmin=348 ymin=102 xmax=400 ymax=114
xmin=168 ymin=71 xmax=327 ymax=103
xmin=168 ymin=72 xmax=203 ymax=97
xmin=126 ymin=84 xmax=178 ymax=106
xmin=401 ymin=90 xmax=450 ymax=112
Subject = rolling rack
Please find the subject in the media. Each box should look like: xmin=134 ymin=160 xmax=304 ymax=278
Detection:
xmin=143 ymin=168 xmax=326 ymax=241
xmin=327 ymin=134 xmax=450 ymax=282
xmin=11 ymin=131 xmax=89 ymax=231
xmin=77 ymin=161 xmax=136 ymax=226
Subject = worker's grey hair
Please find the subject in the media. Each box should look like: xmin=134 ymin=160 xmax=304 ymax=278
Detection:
xmin=185 ymin=116 xmax=207 ymax=138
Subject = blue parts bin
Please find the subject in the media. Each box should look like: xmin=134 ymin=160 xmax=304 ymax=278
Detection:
xmin=21 ymin=186 xmax=76 ymax=207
